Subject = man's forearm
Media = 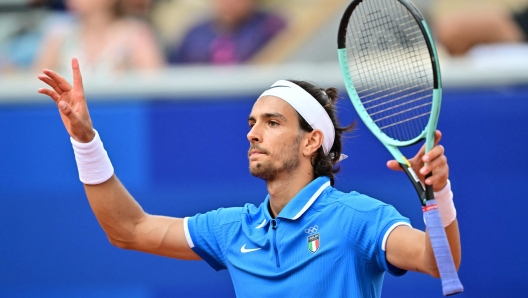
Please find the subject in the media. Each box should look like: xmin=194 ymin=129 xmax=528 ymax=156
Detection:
xmin=444 ymin=219 xmax=462 ymax=269
xmin=84 ymin=175 xmax=146 ymax=246
xmin=424 ymin=219 xmax=462 ymax=277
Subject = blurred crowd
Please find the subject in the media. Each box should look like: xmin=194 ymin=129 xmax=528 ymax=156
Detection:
xmin=0 ymin=0 xmax=286 ymax=77
xmin=0 ymin=0 xmax=527 ymax=78
xmin=432 ymin=0 xmax=528 ymax=56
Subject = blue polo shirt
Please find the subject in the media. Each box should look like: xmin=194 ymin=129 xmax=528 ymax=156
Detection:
xmin=184 ymin=176 xmax=411 ymax=297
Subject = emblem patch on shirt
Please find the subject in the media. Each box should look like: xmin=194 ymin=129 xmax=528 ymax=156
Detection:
xmin=307 ymin=234 xmax=320 ymax=253
xmin=305 ymin=225 xmax=320 ymax=253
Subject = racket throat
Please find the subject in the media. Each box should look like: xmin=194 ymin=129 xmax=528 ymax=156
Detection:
xmin=400 ymin=163 xmax=427 ymax=205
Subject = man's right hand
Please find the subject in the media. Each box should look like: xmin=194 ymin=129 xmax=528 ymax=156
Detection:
xmin=36 ymin=59 xmax=200 ymax=261
xmin=38 ymin=58 xmax=95 ymax=143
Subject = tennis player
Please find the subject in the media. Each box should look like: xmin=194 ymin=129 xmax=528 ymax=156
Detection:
xmin=38 ymin=59 xmax=461 ymax=297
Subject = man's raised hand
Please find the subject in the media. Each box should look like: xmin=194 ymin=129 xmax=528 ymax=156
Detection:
xmin=38 ymin=58 xmax=95 ymax=143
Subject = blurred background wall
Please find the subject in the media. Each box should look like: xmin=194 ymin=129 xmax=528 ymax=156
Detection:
xmin=1 ymin=0 xmax=528 ymax=297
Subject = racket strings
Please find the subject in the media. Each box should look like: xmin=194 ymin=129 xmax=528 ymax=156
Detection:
xmin=380 ymin=111 xmax=431 ymax=129
xmin=361 ymin=79 xmax=430 ymax=106
xmin=345 ymin=0 xmax=434 ymax=141
xmin=350 ymin=9 xmax=428 ymax=141
xmin=349 ymin=52 xmax=430 ymax=97
xmin=349 ymin=8 xmax=427 ymax=89
xmin=374 ymin=101 xmax=432 ymax=122
xmin=369 ymin=94 xmax=431 ymax=116
xmin=346 ymin=22 xmax=432 ymax=103
xmin=349 ymin=51 xmax=430 ymax=96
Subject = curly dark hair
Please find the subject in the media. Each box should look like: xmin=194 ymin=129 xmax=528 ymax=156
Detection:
xmin=287 ymin=80 xmax=356 ymax=186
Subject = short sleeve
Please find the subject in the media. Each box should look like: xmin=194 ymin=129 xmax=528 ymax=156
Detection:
xmin=186 ymin=207 xmax=242 ymax=271
xmin=186 ymin=209 xmax=225 ymax=271
xmin=343 ymin=195 xmax=411 ymax=276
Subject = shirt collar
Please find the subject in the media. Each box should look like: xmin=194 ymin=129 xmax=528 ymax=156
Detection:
xmin=263 ymin=176 xmax=331 ymax=220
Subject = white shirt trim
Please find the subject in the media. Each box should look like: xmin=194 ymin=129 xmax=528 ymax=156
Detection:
xmin=381 ymin=222 xmax=412 ymax=251
xmin=292 ymin=181 xmax=331 ymax=220
xmin=256 ymin=219 xmax=267 ymax=229
xmin=183 ymin=217 xmax=194 ymax=248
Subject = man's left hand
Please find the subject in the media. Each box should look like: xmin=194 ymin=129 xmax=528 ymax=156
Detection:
xmin=386 ymin=130 xmax=448 ymax=192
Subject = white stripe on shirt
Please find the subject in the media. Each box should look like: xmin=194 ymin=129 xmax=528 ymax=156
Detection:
xmin=382 ymin=222 xmax=412 ymax=251
xmin=183 ymin=217 xmax=195 ymax=248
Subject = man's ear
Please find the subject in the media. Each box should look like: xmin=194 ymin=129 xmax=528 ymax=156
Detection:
xmin=302 ymin=129 xmax=324 ymax=157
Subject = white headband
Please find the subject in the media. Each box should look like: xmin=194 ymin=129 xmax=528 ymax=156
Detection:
xmin=258 ymin=80 xmax=335 ymax=155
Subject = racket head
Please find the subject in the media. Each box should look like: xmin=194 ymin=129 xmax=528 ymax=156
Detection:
xmin=337 ymin=0 xmax=442 ymax=150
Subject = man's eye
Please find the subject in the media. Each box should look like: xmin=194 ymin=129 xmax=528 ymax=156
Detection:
xmin=269 ymin=121 xmax=279 ymax=127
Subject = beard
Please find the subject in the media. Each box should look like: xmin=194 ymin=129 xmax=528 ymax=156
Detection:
xmin=248 ymin=135 xmax=301 ymax=181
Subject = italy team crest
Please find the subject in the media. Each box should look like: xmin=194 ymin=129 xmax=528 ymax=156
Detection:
xmin=307 ymin=233 xmax=320 ymax=253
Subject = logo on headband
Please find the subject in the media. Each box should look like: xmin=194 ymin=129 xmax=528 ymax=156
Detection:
xmin=267 ymin=85 xmax=291 ymax=90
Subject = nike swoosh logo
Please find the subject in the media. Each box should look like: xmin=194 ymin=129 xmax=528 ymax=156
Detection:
xmin=240 ymin=244 xmax=261 ymax=253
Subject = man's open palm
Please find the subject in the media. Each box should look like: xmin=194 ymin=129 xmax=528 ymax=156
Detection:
xmin=38 ymin=58 xmax=95 ymax=143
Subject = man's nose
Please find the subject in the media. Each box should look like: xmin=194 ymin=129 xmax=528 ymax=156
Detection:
xmin=247 ymin=124 xmax=261 ymax=143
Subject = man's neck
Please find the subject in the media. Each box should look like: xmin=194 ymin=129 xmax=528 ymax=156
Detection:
xmin=266 ymin=166 xmax=314 ymax=218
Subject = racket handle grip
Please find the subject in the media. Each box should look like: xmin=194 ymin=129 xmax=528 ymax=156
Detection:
xmin=424 ymin=200 xmax=464 ymax=296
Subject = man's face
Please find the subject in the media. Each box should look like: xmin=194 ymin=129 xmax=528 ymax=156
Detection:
xmin=247 ymin=96 xmax=304 ymax=181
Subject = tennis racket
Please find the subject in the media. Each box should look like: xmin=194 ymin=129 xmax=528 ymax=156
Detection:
xmin=337 ymin=0 xmax=463 ymax=295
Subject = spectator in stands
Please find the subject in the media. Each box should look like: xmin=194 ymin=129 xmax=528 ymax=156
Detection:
xmin=435 ymin=6 xmax=528 ymax=56
xmin=169 ymin=0 xmax=286 ymax=65
xmin=0 ymin=1 xmax=52 ymax=74
xmin=34 ymin=0 xmax=164 ymax=77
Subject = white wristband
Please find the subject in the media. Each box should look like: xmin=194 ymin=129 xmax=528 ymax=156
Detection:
xmin=433 ymin=180 xmax=456 ymax=227
xmin=71 ymin=129 xmax=114 ymax=185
